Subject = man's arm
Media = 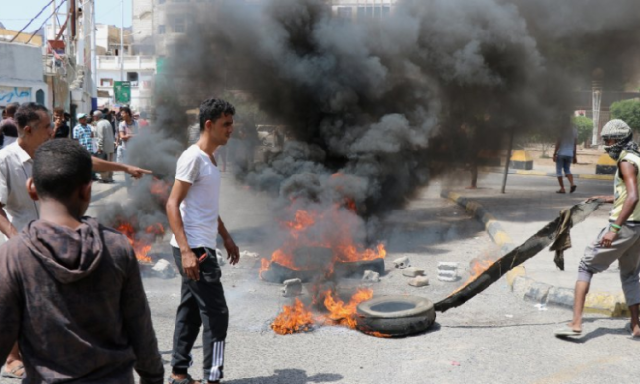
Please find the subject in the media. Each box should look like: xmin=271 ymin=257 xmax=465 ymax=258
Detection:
xmin=573 ymin=138 xmax=578 ymax=164
xmin=218 ymin=217 xmax=239 ymax=265
xmin=553 ymin=139 xmax=560 ymax=162
xmin=166 ymin=179 xmax=200 ymax=280
xmin=120 ymin=247 xmax=164 ymax=384
xmin=96 ymin=123 xmax=105 ymax=153
xmin=0 ymin=205 xmax=18 ymax=239
xmin=600 ymin=161 xmax=639 ymax=247
xmin=90 ymin=156 xmax=152 ymax=179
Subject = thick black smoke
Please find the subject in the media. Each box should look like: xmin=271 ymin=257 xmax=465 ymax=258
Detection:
xmin=99 ymin=0 xmax=640 ymax=242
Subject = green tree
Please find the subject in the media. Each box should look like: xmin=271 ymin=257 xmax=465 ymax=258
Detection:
xmin=610 ymin=99 xmax=640 ymax=131
xmin=572 ymin=116 xmax=594 ymax=145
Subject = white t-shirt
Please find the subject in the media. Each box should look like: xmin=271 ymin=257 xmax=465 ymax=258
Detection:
xmin=118 ymin=120 xmax=138 ymax=150
xmin=0 ymin=142 xmax=39 ymax=236
xmin=170 ymin=145 xmax=220 ymax=250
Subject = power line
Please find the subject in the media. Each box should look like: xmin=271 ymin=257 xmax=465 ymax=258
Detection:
xmin=9 ymin=0 xmax=55 ymax=42
xmin=26 ymin=0 xmax=68 ymax=44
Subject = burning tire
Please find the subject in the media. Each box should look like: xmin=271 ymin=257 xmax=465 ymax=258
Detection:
xmin=355 ymin=295 xmax=435 ymax=337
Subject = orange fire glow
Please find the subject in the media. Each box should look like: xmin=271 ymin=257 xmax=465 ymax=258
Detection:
xmin=323 ymin=288 xmax=373 ymax=329
xmin=116 ymin=222 xmax=165 ymax=264
xmin=261 ymin=206 xmax=386 ymax=275
xmin=271 ymin=298 xmax=315 ymax=335
xmin=271 ymin=289 xmax=378 ymax=335
xmin=150 ymin=179 xmax=171 ymax=202
xmin=451 ymin=258 xmax=495 ymax=295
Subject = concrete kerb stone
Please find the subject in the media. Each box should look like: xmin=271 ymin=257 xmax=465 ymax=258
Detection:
xmin=440 ymin=189 xmax=627 ymax=317
xmin=479 ymin=167 xmax=614 ymax=181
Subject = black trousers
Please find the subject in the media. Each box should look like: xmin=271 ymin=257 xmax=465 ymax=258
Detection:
xmin=171 ymin=247 xmax=228 ymax=382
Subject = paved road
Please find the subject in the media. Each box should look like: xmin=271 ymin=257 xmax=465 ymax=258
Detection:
xmin=2 ymin=172 xmax=638 ymax=384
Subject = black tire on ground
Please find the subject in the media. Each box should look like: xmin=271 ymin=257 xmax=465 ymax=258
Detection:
xmin=355 ymin=295 xmax=436 ymax=337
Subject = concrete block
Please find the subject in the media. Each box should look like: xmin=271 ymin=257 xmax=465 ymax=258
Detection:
xmin=409 ymin=276 xmax=430 ymax=287
xmin=546 ymin=287 xmax=575 ymax=309
xmin=511 ymin=276 xmax=534 ymax=300
xmin=362 ymin=270 xmax=380 ymax=283
xmin=509 ymin=150 xmax=533 ymax=170
xmin=402 ymin=267 xmax=425 ymax=277
xmin=584 ymin=291 xmax=627 ymax=317
xmin=505 ymin=266 xmax=526 ymax=288
xmin=437 ymin=270 xmax=458 ymax=282
xmin=437 ymin=262 xmax=459 ymax=270
xmin=393 ymin=256 xmax=411 ymax=269
xmin=524 ymin=281 xmax=552 ymax=303
xmin=282 ymin=278 xmax=303 ymax=297
xmin=151 ymin=259 xmax=176 ymax=279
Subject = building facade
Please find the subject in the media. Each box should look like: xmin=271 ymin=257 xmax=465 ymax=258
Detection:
xmin=0 ymin=42 xmax=49 ymax=109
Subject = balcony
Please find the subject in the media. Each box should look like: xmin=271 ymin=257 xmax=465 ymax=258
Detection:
xmin=96 ymin=55 xmax=157 ymax=71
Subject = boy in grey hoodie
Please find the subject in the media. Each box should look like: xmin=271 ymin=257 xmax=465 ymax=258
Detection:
xmin=0 ymin=139 xmax=164 ymax=383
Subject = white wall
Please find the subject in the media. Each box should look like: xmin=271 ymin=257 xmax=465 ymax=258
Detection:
xmin=0 ymin=42 xmax=49 ymax=108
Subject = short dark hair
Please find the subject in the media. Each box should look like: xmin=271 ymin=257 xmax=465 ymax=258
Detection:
xmin=14 ymin=102 xmax=49 ymax=129
xmin=5 ymin=102 xmax=20 ymax=117
xmin=120 ymin=106 xmax=132 ymax=116
xmin=53 ymin=107 xmax=65 ymax=116
xmin=33 ymin=139 xmax=92 ymax=202
xmin=199 ymin=98 xmax=235 ymax=132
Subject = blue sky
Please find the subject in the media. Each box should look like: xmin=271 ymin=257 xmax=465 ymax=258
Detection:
xmin=1 ymin=0 xmax=133 ymax=31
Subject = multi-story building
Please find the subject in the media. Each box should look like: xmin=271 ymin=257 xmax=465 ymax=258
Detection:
xmin=329 ymin=0 xmax=398 ymax=19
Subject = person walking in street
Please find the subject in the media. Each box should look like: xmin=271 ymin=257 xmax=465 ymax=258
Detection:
xmin=553 ymin=122 xmax=578 ymax=194
xmin=94 ymin=110 xmax=116 ymax=183
xmin=72 ymin=113 xmax=93 ymax=154
xmin=51 ymin=107 xmax=69 ymax=139
xmin=0 ymin=139 xmax=164 ymax=383
xmin=0 ymin=102 xmax=152 ymax=379
xmin=117 ymin=106 xmax=137 ymax=163
xmin=555 ymin=119 xmax=640 ymax=338
xmin=0 ymin=103 xmax=20 ymax=149
xmin=166 ymin=98 xmax=240 ymax=384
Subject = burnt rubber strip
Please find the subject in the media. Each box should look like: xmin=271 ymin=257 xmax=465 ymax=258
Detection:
xmin=434 ymin=200 xmax=603 ymax=313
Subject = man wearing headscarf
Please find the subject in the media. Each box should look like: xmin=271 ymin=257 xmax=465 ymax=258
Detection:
xmin=555 ymin=119 xmax=640 ymax=338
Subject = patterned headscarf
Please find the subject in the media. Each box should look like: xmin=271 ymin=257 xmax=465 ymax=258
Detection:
xmin=601 ymin=119 xmax=638 ymax=160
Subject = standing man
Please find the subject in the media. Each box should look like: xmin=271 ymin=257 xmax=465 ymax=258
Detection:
xmin=72 ymin=113 xmax=93 ymax=154
xmin=166 ymin=98 xmax=240 ymax=384
xmin=555 ymin=119 xmax=640 ymax=338
xmin=553 ymin=121 xmax=578 ymax=194
xmin=51 ymin=107 xmax=70 ymax=139
xmin=94 ymin=110 xmax=116 ymax=183
xmin=0 ymin=139 xmax=164 ymax=383
xmin=117 ymin=106 xmax=137 ymax=163
xmin=0 ymin=102 xmax=151 ymax=378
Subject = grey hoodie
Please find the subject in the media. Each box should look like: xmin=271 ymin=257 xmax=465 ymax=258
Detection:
xmin=0 ymin=217 xmax=164 ymax=383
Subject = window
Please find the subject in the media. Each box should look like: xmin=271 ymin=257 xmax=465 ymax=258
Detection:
xmin=171 ymin=15 xmax=186 ymax=33
xmin=100 ymin=78 xmax=114 ymax=86
xmin=158 ymin=25 xmax=166 ymax=34
xmin=374 ymin=6 xmax=381 ymax=18
xmin=158 ymin=0 xmax=166 ymax=4
xmin=36 ymin=89 xmax=45 ymax=105
xmin=127 ymin=72 xmax=139 ymax=82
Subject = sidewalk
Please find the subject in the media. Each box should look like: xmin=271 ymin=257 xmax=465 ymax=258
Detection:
xmin=440 ymin=171 xmax=631 ymax=317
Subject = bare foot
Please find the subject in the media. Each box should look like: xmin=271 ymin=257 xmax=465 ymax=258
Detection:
xmin=629 ymin=323 xmax=640 ymax=338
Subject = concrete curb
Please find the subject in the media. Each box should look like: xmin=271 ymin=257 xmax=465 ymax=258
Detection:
xmin=441 ymin=190 xmax=628 ymax=317
xmin=480 ymin=167 xmax=614 ymax=181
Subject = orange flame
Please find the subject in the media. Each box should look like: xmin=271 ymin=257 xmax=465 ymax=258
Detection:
xmin=262 ymin=206 xmax=385 ymax=275
xmin=323 ymin=288 xmax=373 ymax=329
xmin=450 ymin=258 xmax=495 ymax=295
xmin=271 ymin=298 xmax=315 ymax=335
xmin=116 ymin=222 xmax=165 ymax=264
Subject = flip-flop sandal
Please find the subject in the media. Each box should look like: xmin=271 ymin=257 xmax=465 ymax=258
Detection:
xmin=570 ymin=185 xmax=577 ymax=193
xmin=554 ymin=326 xmax=581 ymax=337
xmin=556 ymin=190 xmax=566 ymax=194
xmin=1 ymin=363 xmax=25 ymax=379
xmin=625 ymin=323 xmax=640 ymax=339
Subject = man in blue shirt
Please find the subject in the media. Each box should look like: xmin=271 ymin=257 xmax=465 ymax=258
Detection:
xmin=72 ymin=113 xmax=93 ymax=153
xmin=553 ymin=124 xmax=578 ymax=194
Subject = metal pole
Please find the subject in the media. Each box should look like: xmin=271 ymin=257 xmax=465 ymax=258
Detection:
xmin=120 ymin=0 xmax=124 ymax=83
xmin=501 ymin=127 xmax=515 ymax=194
xmin=52 ymin=0 xmax=57 ymax=40
xmin=91 ymin=0 xmax=97 ymax=98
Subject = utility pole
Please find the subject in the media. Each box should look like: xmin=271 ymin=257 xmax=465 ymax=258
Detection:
xmin=121 ymin=0 xmax=125 ymax=83
xmin=91 ymin=0 xmax=97 ymax=98
xmin=52 ymin=0 xmax=57 ymax=40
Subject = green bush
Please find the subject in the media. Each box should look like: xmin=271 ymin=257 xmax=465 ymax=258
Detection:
xmin=572 ymin=116 xmax=593 ymax=145
xmin=610 ymin=99 xmax=640 ymax=131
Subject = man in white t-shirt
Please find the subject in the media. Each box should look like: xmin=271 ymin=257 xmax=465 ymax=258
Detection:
xmin=166 ymin=98 xmax=240 ymax=384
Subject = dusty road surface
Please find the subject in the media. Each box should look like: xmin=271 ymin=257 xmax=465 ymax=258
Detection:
xmin=2 ymin=174 xmax=637 ymax=384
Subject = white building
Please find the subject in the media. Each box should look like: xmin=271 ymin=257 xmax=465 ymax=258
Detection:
xmin=0 ymin=41 xmax=49 ymax=109
xmin=95 ymin=55 xmax=156 ymax=111
xmin=330 ymin=0 xmax=398 ymax=19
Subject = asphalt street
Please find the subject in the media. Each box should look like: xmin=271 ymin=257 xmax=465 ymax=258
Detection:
xmin=2 ymin=172 xmax=639 ymax=384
